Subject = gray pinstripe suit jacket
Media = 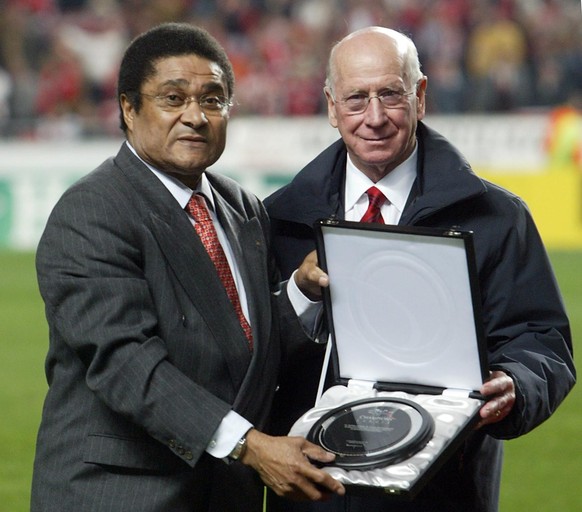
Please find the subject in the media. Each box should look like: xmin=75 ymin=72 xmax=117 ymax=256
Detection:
xmin=30 ymin=143 xmax=305 ymax=511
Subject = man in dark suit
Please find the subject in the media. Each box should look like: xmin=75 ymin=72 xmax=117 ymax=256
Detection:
xmin=265 ymin=27 xmax=575 ymax=512
xmin=30 ymin=23 xmax=344 ymax=512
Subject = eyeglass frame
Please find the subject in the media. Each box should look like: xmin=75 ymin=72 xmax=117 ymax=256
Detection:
xmin=326 ymin=84 xmax=419 ymax=115
xmin=137 ymin=91 xmax=234 ymax=116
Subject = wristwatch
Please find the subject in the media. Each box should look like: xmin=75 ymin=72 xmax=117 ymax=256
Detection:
xmin=228 ymin=433 xmax=248 ymax=461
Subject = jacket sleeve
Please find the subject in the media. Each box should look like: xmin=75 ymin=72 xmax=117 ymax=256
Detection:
xmin=479 ymin=195 xmax=575 ymax=439
xmin=36 ymin=182 xmax=233 ymax=468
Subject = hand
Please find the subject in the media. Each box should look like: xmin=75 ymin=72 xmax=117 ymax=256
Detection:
xmin=241 ymin=429 xmax=345 ymax=501
xmin=475 ymin=370 xmax=516 ymax=429
xmin=294 ymin=250 xmax=329 ymax=301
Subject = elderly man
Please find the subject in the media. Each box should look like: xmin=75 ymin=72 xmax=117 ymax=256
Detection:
xmin=265 ymin=26 xmax=575 ymax=512
xmin=30 ymin=22 xmax=345 ymax=512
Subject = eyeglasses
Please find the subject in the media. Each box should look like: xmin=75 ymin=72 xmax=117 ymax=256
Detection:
xmin=332 ymin=89 xmax=416 ymax=115
xmin=139 ymin=92 xmax=233 ymax=115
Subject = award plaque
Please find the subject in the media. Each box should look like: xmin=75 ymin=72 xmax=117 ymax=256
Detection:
xmin=289 ymin=220 xmax=488 ymax=497
xmin=307 ymin=397 xmax=435 ymax=470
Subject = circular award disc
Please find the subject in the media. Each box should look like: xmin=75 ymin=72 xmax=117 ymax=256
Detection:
xmin=307 ymin=397 xmax=435 ymax=470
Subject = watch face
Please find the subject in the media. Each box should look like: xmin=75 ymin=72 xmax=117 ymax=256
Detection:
xmin=307 ymin=397 xmax=434 ymax=470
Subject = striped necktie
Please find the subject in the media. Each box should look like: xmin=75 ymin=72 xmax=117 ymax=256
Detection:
xmin=186 ymin=194 xmax=253 ymax=351
xmin=360 ymin=186 xmax=387 ymax=224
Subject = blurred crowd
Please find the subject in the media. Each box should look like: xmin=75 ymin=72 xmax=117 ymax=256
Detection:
xmin=1 ymin=0 xmax=581 ymax=139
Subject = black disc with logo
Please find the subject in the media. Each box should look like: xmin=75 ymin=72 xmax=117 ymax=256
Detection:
xmin=307 ymin=397 xmax=434 ymax=470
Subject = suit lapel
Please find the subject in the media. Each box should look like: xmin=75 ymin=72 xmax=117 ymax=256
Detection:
xmin=114 ymin=145 xmax=252 ymax=387
xmin=209 ymin=183 xmax=274 ymax=412
xmin=150 ymin=211 xmax=252 ymax=376
xmin=211 ymin=188 xmax=270 ymax=352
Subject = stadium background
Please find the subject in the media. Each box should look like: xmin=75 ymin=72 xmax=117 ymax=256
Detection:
xmin=1 ymin=0 xmax=581 ymax=510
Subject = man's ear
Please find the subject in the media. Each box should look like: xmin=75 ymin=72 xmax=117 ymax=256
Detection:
xmin=416 ymin=77 xmax=428 ymax=120
xmin=324 ymin=87 xmax=339 ymax=129
xmin=120 ymin=94 xmax=135 ymax=131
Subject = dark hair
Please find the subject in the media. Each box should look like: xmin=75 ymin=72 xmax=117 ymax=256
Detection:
xmin=117 ymin=22 xmax=235 ymax=132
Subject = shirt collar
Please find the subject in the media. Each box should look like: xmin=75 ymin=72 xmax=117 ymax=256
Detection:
xmin=344 ymin=144 xmax=418 ymax=214
xmin=125 ymin=141 xmax=216 ymax=211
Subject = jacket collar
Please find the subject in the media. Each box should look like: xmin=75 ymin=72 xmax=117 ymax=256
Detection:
xmin=264 ymin=138 xmax=347 ymax=224
xmin=265 ymin=121 xmax=487 ymax=227
xmin=400 ymin=122 xmax=487 ymax=225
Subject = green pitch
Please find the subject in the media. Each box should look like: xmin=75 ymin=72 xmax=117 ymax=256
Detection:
xmin=1 ymin=251 xmax=580 ymax=511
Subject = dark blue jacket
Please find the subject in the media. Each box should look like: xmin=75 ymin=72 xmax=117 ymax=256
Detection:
xmin=264 ymin=122 xmax=575 ymax=512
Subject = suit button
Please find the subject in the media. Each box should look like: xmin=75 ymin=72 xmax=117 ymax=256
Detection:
xmin=177 ymin=446 xmax=185 ymax=455
xmin=169 ymin=439 xmax=177 ymax=449
xmin=184 ymin=451 xmax=193 ymax=460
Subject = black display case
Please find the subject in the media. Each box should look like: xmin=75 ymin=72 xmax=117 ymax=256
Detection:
xmin=289 ymin=219 xmax=488 ymax=498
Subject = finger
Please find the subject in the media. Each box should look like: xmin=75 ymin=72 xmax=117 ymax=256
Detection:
xmin=481 ymin=371 xmax=513 ymax=396
xmin=287 ymin=445 xmax=345 ymax=498
xmin=481 ymin=398 xmax=508 ymax=419
xmin=299 ymin=465 xmax=345 ymax=497
xmin=476 ymin=393 xmax=515 ymax=428
xmin=269 ymin=467 xmax=340 ymax=502
xmin=301 ymin=444 xmax=336 ymax=464
xmin=480 ymin=378 xmax=505 ymax=397
xmin=294 ymin=264 xmax=329 ymax=300
xmin=306 ymin=266 xmax=328 ymax=284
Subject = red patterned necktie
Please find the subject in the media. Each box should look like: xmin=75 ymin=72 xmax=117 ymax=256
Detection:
xmin=360 ymin=186 xmax=387 ymax=224
xmin=186 ymin=194 xmax=253 ymax=351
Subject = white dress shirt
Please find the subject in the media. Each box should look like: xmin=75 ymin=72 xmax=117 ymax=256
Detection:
xmin=344 ymin=146 xmax=418 ymax=224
